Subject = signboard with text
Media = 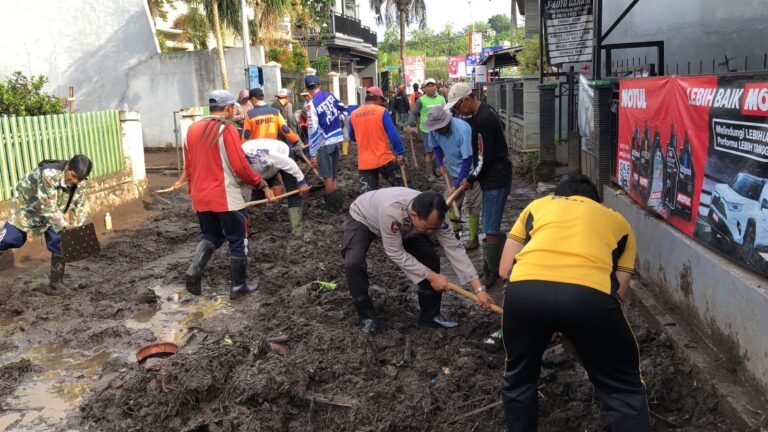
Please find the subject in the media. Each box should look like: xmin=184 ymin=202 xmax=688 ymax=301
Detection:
xmin=448 ymin=56 xmax=466 ymax=78
xmin=543 ymin=0 xmax=593 ymax=65
xmin=617 ymin=74 xmax=768 ymax=276
xmin=404 ymin=56 xmax=425 ymax=86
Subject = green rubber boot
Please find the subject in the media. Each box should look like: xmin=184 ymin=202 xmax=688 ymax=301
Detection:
xmin=288 ymin=207 xmax=303 ymax=237
xmin=466 ymin=214 xmax=480 ymax=250
xmin=447 ymin=208 xmax=459 ymax=233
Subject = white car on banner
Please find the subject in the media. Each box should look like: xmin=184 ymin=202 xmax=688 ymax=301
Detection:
xmin=707 ymin=172 xmax=768 ymax=269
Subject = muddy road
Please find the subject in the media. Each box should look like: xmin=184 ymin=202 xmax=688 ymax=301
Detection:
xmin=0 ymin=142 xmax=739 ymax=431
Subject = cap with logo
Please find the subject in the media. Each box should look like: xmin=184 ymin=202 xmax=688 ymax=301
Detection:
xmin=444 ymin=82 xmax=474 ymax=110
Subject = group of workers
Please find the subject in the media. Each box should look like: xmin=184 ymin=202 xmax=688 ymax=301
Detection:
xmin=0 ymin=74 xmax=651 ymax=430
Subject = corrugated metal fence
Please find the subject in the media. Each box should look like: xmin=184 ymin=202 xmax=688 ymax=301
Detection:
xmin=0 ymin=111 xmax=124 ymax=201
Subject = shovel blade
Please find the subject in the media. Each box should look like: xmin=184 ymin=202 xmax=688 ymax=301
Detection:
xmin=61 ymin=222 xmax=101 ymax=262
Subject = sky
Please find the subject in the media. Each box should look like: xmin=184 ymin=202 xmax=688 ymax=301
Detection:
xmin=357 ymin=0 xmax=523 ymax=40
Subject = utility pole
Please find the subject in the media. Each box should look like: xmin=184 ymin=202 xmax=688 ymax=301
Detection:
xmin=241 ymin=0 xmax=252 ymax=88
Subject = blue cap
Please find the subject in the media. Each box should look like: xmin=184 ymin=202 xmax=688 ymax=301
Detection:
xmin=305 ymin=75 xmax=320 ymax=89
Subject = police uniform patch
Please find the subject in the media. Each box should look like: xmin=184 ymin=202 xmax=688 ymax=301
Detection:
xmin=391 ymin=221 xmax=402 ymax=233
xmin=440 ymin=221 xmax=450 ymax=231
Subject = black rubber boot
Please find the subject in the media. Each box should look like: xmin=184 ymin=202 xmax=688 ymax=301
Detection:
xmin=417 ymin=288 xmax=458 ymax=329
xmin=229 ymin=256 xmax=258 ymax=300
xmin=481 ymin=237 xmax=505 ymax=288
xmin=48 ymin=254 xmax=69 ymax=295
xmin=185 ymin=240 xmax=215 ymax=295
xmin=324 ymin=190 xmax=344 ymax=212
xmin=352 ymin=295 xmax=378 ymax=334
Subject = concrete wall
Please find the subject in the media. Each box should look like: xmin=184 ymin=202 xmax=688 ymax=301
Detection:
xmin=522 ymin=77 xmax=540 ymax=151
xmin=0 ymin=0 xmax=158 ymax=112
xmin=605 ymin=186 xmax=768 ymax=395
xmin=602 ymin=0 xmax=768 ymax=74
xmin=123 ymin=47 xmax=266 ymax=147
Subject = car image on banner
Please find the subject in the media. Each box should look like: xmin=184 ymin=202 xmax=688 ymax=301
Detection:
xmin=617 ymin=74 xmax=768 ymax=276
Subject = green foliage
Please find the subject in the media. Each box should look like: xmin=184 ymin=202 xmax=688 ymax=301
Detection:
xmin=174 ymin=7 xmax=210 ymax=50
xmin=267 ymin=46 xmax=309 ymax=73
xmin=517 ymin=36 xmax=541 ymax=76
xmin=488 ymin=14 xmax=513 ymax=33
xmin=157 ymin=33 xmax=170 ymax=52
xmin=146 ymin=0 xmax=176 ymax=22
xmin=313 ymin=56 xmax=331 ymax=75
xmin=0 ymin=72 xmax=63 ymax=117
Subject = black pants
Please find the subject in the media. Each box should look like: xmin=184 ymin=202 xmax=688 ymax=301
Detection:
xmin=250 ymin=170 xmax=301 ymax=208
xmin=501 ymin=280 xmax=650 ymax=432
xmin=197 ymin=210 xmax=249 ymax=257
xmin=358 ymin=161 xmax=404 ymax=195
xmin=340 ymin=219 xmax=439 ymax=300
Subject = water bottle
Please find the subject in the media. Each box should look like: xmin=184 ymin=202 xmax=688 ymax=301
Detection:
xmin=105 ymin=212 xmax=113 ymax=230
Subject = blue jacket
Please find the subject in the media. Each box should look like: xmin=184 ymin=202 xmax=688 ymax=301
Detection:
xmin=307 ymin=90 xmax=348 ymax=156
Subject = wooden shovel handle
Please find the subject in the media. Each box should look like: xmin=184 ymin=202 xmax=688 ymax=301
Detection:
xmin=299 ymin=151 xmax=321 ymax=177
xmin=408 ymin=134 xmax=420 ymax=169
xmin=446 ymin=184 xmax=467 ymax=206
xmin=442 ymin=173 xmax=462 ymax=217
xmin=154 ymin=182 xmax=187 ymax=194
xmin=400 ymin=164 xmax=409 ymax=188
xmin=244 ymin=189 xmax=301 ymax=207
xmin=447 ymin=282 xmax=504 ymax=315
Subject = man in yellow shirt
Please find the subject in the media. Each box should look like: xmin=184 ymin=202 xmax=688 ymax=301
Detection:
xmin=497 ymin=174 xmax=650 ymax=432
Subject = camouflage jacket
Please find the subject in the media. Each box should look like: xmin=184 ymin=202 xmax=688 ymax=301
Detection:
xmin=9 ymin=167 xmax=88 ymax=236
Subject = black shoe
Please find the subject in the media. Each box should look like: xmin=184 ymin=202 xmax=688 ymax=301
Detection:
xmin=353 ymin=295 xmax=378 ymax=334
xmin=47 ymin=254 xmax=69 ymax=295
xmin=229 ymin=256 xmax=258 ymax=300
xmin=417 ymin=289 xmax=458 ymax=329
xmin=185 ymin=240 xmax=215 ymax=295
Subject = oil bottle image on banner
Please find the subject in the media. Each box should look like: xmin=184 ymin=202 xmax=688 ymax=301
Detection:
xmin=646 ymin=128 xmax=665 ymax=211
xmin=674 ymin=131 xmax=695 ymax=221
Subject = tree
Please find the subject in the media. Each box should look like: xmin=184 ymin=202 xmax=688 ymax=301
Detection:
xmin=291 ymin=0 xmax=334 ymax=56
xmin=174 ymin=7 xmax=211 ymax=50
xmin=488 ymin=14 xmax=513 ymax=34
xmin=146 ymin=0 xmax=176 ymax=24
xmin=0 ymin=72 xmax=63 ymax=116
xmin=369 ymin=0 xmax=427 ymax=80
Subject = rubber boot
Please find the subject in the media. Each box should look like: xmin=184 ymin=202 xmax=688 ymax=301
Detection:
xmin=47 ymin=254 xmax=69 ymax=295
xmin=185 ymin=240 xmax=215 ymax=295
xmin=352 ymin=295 xmax=378 ymax=334
xmin=447 ymin=208 xmax=459 ymax=233
xmin=481 ymin=237 xmax=506 ymax=288
xmin=417 ymin=288 xmax=458 ymax=329
xmin=324 ymin=190 xmax=343 ymax=212
xmin=288 ymin=207 xmax=303 ymax=237
xmin=229 ymin=256 xmax=258 ymax=300
xmin=466 ymin=214 xmax=480 ymax=250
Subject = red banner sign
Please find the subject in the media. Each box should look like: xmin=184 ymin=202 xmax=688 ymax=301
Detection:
xmin=617 ymin=74 xmax=768 ymax=275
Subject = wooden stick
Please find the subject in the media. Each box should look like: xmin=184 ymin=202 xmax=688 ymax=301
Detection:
xmin=299 ymin=150 xmax=321 ymax=177
xmin=400 ymin=164 xmax=409 ymax=188
xmin=443 ymin=173 xmax=462 ymax=219
xmin=408 ymin=133 xmax=420 ymax=169
xmin=446 ymin=184 xmax=467 ymax=206
xmin=154 ymin=182 xmax=187 ymax=194
xmin=447 ymin=282 xmax=504 ymax=315
xmin=447 ymin=401 xmax=502 ymax=423
xmin=243 ymin=189 xmax=300 ymax=207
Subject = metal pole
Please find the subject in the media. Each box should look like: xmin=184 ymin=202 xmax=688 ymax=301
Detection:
xmin=241 ymin=0 xmax=252 ymax=88
xmin=594 ymin=0 xmax=603 ymax=79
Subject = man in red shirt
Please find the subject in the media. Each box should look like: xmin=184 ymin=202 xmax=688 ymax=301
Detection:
xmin=184 ymin=90 xmax=275 ymax=300
xmin=349 ymin=86 xmax=406 ymax=194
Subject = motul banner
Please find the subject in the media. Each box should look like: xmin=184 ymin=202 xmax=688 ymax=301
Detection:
xmin=617 ymin=74 xmax=768 ymax=275
xmin=448 ymin=56 xmax=466 ymax=78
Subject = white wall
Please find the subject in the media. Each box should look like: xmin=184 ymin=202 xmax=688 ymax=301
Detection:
xmin=0 ymin=0 xmax=159 ymax=112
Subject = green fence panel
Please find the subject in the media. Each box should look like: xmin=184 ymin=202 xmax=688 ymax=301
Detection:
xmin=0 ymin=110 xmax=124 ymax=201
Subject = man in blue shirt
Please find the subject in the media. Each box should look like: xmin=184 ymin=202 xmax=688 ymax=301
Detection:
xmin=423 ymin=106 xmax=482 ymax=250
xmin=305 ymin=75 xmax=348 ymax=211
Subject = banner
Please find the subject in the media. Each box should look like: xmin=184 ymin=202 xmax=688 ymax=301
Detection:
xmin=481 ymin=45 xmax=504 ymax=61
xmin=448 ymin=56 xmax=466 ymax=78
xmin=543 ymin=0 xmax=593 ymax=65
xmin=470 ymin=31 xmax=483 ymax=55
xmin=404 ymin=56 xmax=425 ymax=86
xmin=617 ymin=74 xmax=768 ymax=275
xmin=465 ymin=54 xmax=480 ymax=77
xmin=578 ymin=74 xmax=594 ymax=151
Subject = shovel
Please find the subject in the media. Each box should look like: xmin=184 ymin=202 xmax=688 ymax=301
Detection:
xmin=400 ymin=163 xmax=409 ymax=188
xmin=408 ymin=133 xmax=420 ymax=169
xmin=243 ymin=189 xmax=301 ymax=207
xmin=61 ymin=222 xmax=101 ymax=262
xmin=446 ymin=183 xmax=467 ymax=207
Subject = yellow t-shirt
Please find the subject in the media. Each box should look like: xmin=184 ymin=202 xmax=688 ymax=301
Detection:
xmin=507 ymin=195 xmax=636 ymax=295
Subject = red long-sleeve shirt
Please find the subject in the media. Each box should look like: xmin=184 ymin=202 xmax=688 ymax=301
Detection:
xmin=184 ymin=117 xmax=262 ymax=212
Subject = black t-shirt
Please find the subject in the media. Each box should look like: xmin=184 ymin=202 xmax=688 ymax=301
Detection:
xmin=468 ymin=103 xmax=513 ymax=191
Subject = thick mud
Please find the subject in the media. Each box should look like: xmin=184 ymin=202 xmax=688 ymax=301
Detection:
xmin=0 ymin=140 xmax=739 ymax=431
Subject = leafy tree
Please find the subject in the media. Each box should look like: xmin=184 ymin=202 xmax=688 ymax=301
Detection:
xmin=488 ymin=14 xmax=513 ymax=34
xmin=369 ymin=0 xmax=427 ymax=80
xmin=146 ymin=0 xmax=176 ymax=24
xmin=291 ymin=0 xmax=334 ymax=56
xmin=0 ymin=72 xmax=63 ymax=117
xmin=313 ymin=56 xmax=331 ymax=75
xmin=517 ymin=36 xmax=542 ymax=75
xmin=174 ymin=7 xmax=211 ymax=50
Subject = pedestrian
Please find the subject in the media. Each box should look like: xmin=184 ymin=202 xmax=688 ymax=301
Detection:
xmin=238 ymin=89 xmax=253 ymax=112
xmin=406 ymin=78 xmax=445 ymax=177
xmin=0 ymin=155 xmax=93 ymax=295
xmin=231 ymin=89 xmax=250 ymax=129
xmin=241 ymin=138 xmax=310 ymax=237
xmin=498 ymin=173 xmax=650 ymax=431
xmin=446 ymin=82 xmax=513 ymax=287
xmin=392 ymin=85 xmax=411 ymax=132
xmin=422 ymin=106 xmax=481 ymax=250
xmin=183 ymin=90 xmax=275 ymax=300
xmin=440 ymin=82 xmax=451 ymax=99
xmin=348 ymin=86 xmax=406 ymax=194
xmin=305 ymin=75 xmax=348 ymax=211
xmin=243 ymin=88 xmax=302 ymax=147
xmin=342 ymin=188 xmax=495 ymax=333
xmin=271 ymin=88 xmax=300 ymax=140
xmin=409 ymin=82 xmax=422 ymax=107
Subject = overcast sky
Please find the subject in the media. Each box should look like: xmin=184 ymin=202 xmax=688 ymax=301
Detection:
xmin=357 ymin=0 xmax=522 ymax=39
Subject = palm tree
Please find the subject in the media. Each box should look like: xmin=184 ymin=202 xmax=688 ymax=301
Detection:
xmin=369 ymin=0 xmax=427 ymax=80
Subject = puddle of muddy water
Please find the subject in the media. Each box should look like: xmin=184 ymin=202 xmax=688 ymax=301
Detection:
xmin=0 ymin=283 xmax=233 ymax=431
